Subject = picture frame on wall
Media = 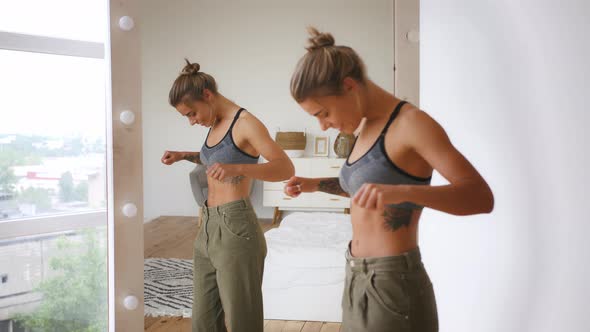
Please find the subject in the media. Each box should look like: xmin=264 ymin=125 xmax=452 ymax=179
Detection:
xmin=313 ymin=136 xmax=329 ymax=157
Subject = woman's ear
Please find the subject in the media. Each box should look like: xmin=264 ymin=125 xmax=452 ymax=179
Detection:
xmin=202 ymin=89 xmax=214 ymax=102
xmin=342 ymin=77 xmax=358 ymax=93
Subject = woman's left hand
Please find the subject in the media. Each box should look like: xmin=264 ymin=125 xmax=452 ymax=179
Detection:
xmin=352 ymin=183 xmax=405 ymax=209
xmin=206 ymin=163 xmax=241 ymax=181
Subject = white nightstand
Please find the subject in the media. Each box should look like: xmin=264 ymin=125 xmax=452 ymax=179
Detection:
xmin=263 ymin=157 xmax=350 ymax=224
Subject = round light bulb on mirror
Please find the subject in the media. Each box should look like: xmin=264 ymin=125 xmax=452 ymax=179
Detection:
xmin=406 ymin=29 xmax=420 ymax=43
xmin=122 ymin=203 xmax=137 ymax=218
xmin=119 ymin=16 xmax=135 ymax=31
xmin=119 ymin=110 xmax=135 ymax=126
xmin=123 ymin=295 xmax=138 ymax=310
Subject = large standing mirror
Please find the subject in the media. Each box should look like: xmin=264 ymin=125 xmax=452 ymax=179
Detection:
xmin=140 ymin=0 xmax=415 ymax=330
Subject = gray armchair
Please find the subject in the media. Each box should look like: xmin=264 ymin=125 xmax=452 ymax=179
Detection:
xmin=189 ymin=164 xmax=209 ymax=207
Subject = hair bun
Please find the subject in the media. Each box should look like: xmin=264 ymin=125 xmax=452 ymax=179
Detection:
xmin=305 ymin=27 xmax=335 ymax=51
xmin=181 ymin=58 xmax=200 ymax=75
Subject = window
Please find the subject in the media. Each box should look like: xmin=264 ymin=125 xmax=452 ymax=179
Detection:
xmin=0 ymin=49 xmax=106 ymax=221
xmin=0 ymin=1 xmax=109 ymax=330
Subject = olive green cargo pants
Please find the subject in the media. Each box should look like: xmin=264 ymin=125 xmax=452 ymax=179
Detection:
xmin=192 ymin=198 xmax=267 ymax=332
xmin=341 ymin=245 xmax=438 ymax=332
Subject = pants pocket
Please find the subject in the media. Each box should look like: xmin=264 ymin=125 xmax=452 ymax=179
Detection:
xmin=193 ymin=221 xmax=207 ymax=256
xmin=367 ymin=270 xmax=410 ymax=320
xmin=341 ymin=271 xmax=352 ymax=310
xmin=220 ymin=210 xmax=254 ymax=241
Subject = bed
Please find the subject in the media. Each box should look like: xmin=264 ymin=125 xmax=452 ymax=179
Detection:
xmin=262 ymin=212 xmax=352 ymax=322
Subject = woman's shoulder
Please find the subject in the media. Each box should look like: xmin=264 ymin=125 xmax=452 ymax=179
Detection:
xmin=390 ymin=104 xmax=451 ymax=153
xmin=233 ymin=108 xmax=269 ymax=136
xmin=394 ymin=103 xmax=438 ymax=132
xmin=235 ymin=108 xmax=262 ymax=127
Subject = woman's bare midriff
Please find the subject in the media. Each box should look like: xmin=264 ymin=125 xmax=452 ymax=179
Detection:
xmin=349 ymin=205 xmax=422 ymax=258
xmin=206 ymin=177 xmax=253 ymax=207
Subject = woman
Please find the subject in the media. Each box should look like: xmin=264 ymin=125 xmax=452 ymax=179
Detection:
xmin=162 ymin=59 xmax=294 ymax=332
xmin=284 ymin=28 xmax=494 ymax=332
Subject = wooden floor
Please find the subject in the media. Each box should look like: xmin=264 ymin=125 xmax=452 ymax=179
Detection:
xmin=144 ymin=216 xmax=342 ymax=332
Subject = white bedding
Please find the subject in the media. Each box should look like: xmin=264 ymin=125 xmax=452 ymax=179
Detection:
xmin=262 ymin=212 xmax=352 ymax=322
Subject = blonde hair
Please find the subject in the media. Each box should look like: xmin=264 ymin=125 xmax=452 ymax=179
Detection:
xmin=168 ymin=59 xmax=218 ymax=107
xmin=290 ymin=27 xmax=367 ymax=102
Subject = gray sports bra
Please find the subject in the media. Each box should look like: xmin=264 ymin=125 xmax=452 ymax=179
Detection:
xmin=339 ymin=101 xmax=432 ymax=209
xmin=200 ymin=108 xmax=260 ymax=169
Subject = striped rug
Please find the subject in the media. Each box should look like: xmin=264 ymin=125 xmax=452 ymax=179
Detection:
xmin=144 ymin=258 xmax=193 ymax=317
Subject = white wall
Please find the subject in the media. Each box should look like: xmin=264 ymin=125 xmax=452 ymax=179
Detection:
xmin=140 ymin=0 xmax=393 ymax=221
xmin=420 ymin=0 xmax=589 ymax=331
xmin=142 ymin=1 xmax=589 ymax=330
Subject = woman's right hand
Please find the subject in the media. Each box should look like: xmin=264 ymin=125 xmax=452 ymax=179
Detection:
xmin=284 ymin=176 xmax=316 ymax=198
xmin=161 ymin=151 xmax=184 ymax=165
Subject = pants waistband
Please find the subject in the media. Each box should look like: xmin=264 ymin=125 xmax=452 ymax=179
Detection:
xmin=202 ymin=198 xmax=253 ymax=217
xmin=345 ymin=242 xmax=423 ymax=272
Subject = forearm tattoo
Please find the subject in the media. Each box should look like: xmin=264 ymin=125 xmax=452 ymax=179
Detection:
xmin=382 ymin=206 xmax=413 ymax=231
xmin=183 ymin=153 xmax=201 ymax=164
xmin=318 ymin=178 xmax=348 ymax=196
